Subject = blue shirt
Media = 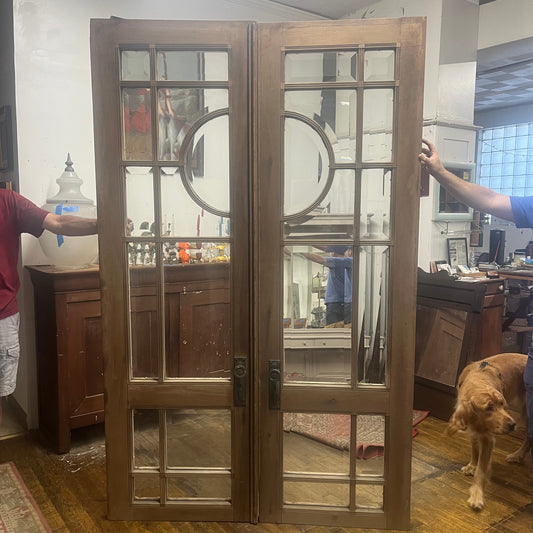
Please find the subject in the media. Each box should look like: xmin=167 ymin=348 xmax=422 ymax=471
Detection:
xmin=511 ymin=196 xmax=533 ymax=229
xmin=325 ymin=256 xmax=352 ymax=304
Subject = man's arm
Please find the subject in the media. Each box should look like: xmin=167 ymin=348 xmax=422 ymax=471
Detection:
xmin=43 ymin=213 xmax=98 ymax=236
xmin=419 ymin=139 xmax=515 ymax=222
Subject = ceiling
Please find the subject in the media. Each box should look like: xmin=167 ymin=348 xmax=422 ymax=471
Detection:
xmin=267 ymin=0 xmax=533 ymax=113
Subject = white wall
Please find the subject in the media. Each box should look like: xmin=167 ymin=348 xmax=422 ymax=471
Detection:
xmin=12 ymin=0 xmax=322 ymax=428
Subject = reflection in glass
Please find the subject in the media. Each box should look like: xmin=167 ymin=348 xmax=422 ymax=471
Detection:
xmin=164 ymin=253 xmax=231 ymax=378
xmin=360 ymin=169 xmax=392 ymax=240
xmin=156 ymin=51 xmax=228 ymax=81
xmin=125 ymin=167 xmax=154 ymax=240
xmin=284 ymin=481 xmax=349 ymax=507
xmin=356 ymin=415 xmax=385 ymax=477
xmin=285 ymin=90 xmax=357 ymax=163
xmin=128 ymin=244 xmax=159 ymax=379
xmin=284 ymin=117 xmax=329 ymax=217
xmin=133 ymin=475 xmax=160 ymax=501
xmin=167 ymin=475 xmax=231 ymax=500
xmin=157 ymin=89 xmax=227 ymax=162
xmin=283 ymin=412 xmax=350 ymax=474
xmin=283 ymin=246 xmax=352 ymax=384
xmin=160 ymin=168 xmax=230 ymax=238
xmin=133 ymin=409 xmax=159 ymax=469
xmin=122 ymin=88 xmax=152 ymax=161
xmin=166 ymin=409 xmax=231 ymax=468
xmin=356 ymin=483 xmax=383 ymax=509
xmin=363 ymin=89 xmax=394 ymax=163
xmin=284 ymin=170 xmax=355 ymax=239
xmin=285 ymin=51 xmax=357 ymax=83
xmin=358 ymin=247 xmax=389 ymax=385
xmin=364 ymin=50 xmax=395 ymax=81
xmin=121 ymin=50 xmax=150 ymax=81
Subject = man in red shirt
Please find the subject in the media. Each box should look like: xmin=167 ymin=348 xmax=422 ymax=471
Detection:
xmin=0 ymin=188 xmax=97 ymax=425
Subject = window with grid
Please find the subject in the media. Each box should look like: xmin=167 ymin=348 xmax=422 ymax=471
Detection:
xmin=477 ymin=122 xmax=533 ymax=196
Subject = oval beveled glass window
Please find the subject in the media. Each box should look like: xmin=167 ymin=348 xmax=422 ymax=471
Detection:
xmin=185 ymin=114 xmax=229 ymax=214
xmin=284 ymin=117 xmax=330 ymax=217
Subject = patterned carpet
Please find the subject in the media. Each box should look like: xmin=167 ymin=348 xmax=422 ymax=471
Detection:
xmin=283 ymin=410 xmax=429 ymax=459
xmin=0 ymin=462 xmax=51 ymax=532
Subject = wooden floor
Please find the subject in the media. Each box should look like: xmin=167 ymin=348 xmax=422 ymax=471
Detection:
xmin=0 ymin=416 xmax=532 ymax=532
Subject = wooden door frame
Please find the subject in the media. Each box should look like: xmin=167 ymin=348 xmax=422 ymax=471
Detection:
xmin=91 ymin=19 xmax=252 ymax=522
xmin=255 ymin=18 xmax=426 ymax=530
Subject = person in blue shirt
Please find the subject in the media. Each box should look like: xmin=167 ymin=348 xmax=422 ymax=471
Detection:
xmin=419 ymin=138 xmax=533 ymax=453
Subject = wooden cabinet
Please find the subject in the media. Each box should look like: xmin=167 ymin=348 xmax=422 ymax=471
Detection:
xmin=414 ymin=269 xmax=505 ymax=420
xmin=27 ymin=263 xmax=230 ymax=453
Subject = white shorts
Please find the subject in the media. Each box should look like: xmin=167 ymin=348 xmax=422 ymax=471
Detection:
xmin=0 ymin=313 xmax=20 ymax=397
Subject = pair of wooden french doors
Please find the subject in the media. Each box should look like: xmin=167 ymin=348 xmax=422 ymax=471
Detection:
xmin=91 ymin=16 xmax=425 ymax=529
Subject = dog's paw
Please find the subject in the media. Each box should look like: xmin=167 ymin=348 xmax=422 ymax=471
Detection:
xmin=467 ymin=487 xmax=485 ymax=511
xmin=461 ymin=464 xmax=476 ymax=476
xmin=506 ymin=451 xmax=524 ymax=463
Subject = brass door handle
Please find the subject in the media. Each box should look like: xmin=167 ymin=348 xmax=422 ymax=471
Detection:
xmin=269 ymin=360 xmax=281 ymax=410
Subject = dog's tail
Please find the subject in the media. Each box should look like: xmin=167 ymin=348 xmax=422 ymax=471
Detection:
xmin=447 ymin=402 xmax=468 ymax=436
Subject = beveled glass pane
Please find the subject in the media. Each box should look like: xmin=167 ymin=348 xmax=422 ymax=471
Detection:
xmin=357 ymin=246 xmax=389 ymax=385
xmin=157 ymin=89 xmax=227 ymax=162
xmin=125 ymin=167 xmax=154 ymax=239
xmin=166 ymin=409 xmax=231 ymax=468
xmin=356 ymin=483 xmax=383 ymax=509
xmin=360 ymin=168 xmax=392 ymax=240
xmin=356 ymin=415 xmax=385 ymax=477
xmin=167 ymin=475 xmax=231 ymax=500
xmin=157 ymin=51 xmax=228 ymax=81
xmin=284 ymin=170 xmax=355 ymax=239
xmin=363 ymin=89 xmax=394 ymax=162
xmin=164 ymin=252 xmax=230 ymax=378
xmin=160 ymin=167 xmax=230 ymax=239
xmin=121 ymin=50 xmax=150 ymax=81
xmin=285 ymin=90 xmax=357 ymax=163
xmin=283 ymin=245 xmax=352 ymax=383
xmin=128 ymin=245 xmax=159 ymax=379
xmin=283 ymin=413 xmax=350 ymax=474
xmin=123 ymin=88 xmax=153 ymax=160
xmin=284 ymin=481 xmax=349 ymax=507
xmin=284 ymin=117 xmax=330 ymax=217
xmin=133 ymin=475 xmax=160 ymax=501
xmin=364 ymin=50 xmax=395 ymax=81
xmin=285 ymin=51 xmax=357 ymax=83
xmin=133 ymin=409 xmax=159 ymax=469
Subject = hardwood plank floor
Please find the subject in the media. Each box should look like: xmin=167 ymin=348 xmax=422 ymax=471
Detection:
xmin=0 ymin=416 xmax=532 ymax=532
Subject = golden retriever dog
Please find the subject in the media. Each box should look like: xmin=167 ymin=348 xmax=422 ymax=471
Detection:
xmin=447 ymin=352 xmax=530 ymax=511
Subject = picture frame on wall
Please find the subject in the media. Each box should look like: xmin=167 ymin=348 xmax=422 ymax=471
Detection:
xmin=447 ymin=237 xmax=468 ymax=269
xmin=0 ymin=105 xmax=13 ymax=173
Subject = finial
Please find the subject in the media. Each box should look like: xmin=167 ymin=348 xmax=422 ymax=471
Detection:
xmin=65 ymin=153 xmax=74 ymax=172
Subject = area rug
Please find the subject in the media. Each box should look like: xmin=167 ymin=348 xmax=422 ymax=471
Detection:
xmin=0 ymin=462 xmax=51 ymax=533
xmin=283 ymin=410 xmax=429 ymax=460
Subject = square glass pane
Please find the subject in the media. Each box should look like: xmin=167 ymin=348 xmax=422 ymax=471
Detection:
xmin=356 ymin=483 xmax=383 ymax=509
xmin=133 ymin=409 xmax=159 ymax=469
xmin=360 ymin=169 xmax=392 ymax=240
xmin=133 ymin=475 xmax=160 ymax=501
xmin=160 ymin=167 xmax=230 ymax=239
xmin=284 ymin=170 xmax=355 ymax=239
xmin=364 ymin=50 xmax=395 ymax=81
xmin=283 ymin=413 xmax=350 ymax=474
xmin=284 ymin=480 xmax=349 ymax=507
xmin=356 ymin=415 xmax=385 ymax=477
xmin=362 ymin=89 xmax=394 ymax=163
xmin=128 ymin=244 xmax=160 ymax=379
xmin=123 ymin=89 xmax=152 ymax=160
xmin=158 ymin=88 xmax=227 ymax=162
xmin=157 ymin=51 xmax=228 ymax=81
xmin=285 ymin=51 xmax=357 ymax=83
xmin=285 ymin=90 xmax=357 ymax=163
xmin=125 ymin=167 xmax=154 ymax=240
xmin=357 ymin=246 xmax=389 ymax=385
xmin=121 ymin=50 xmax=150 ymax=81
xmin=166 ymin=409 xmax=231 ymax=468
xmin=164 ymin=256 xmax=231 ymax=378
xmin=167 ymin=474 xmax=231 ymax=500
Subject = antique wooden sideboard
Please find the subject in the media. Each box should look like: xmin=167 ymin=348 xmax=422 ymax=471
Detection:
xmin=27 ymin=262 xmax=230 ymax=453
